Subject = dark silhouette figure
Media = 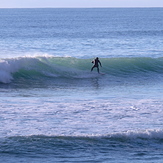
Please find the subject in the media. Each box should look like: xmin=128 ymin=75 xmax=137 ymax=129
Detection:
xmin=91 ymin=57 xmax=102 ymax=73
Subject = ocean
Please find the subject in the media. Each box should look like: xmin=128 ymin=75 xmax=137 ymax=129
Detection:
xmin=0 ymin=8 xmax=163 ymax=162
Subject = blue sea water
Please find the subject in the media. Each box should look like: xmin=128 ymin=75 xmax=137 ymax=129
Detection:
xmin=0 ymin=8 xmax=163 ymax=162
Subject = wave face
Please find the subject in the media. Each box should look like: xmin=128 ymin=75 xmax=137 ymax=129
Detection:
xmin=0 ymin=56 xmax=163 ymax=84
xmin=0 ymin=129 xmax=163 ymax=162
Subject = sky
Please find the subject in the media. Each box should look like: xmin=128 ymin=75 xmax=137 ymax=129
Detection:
xmin=0 ymin=0 xmax=163 ymax=8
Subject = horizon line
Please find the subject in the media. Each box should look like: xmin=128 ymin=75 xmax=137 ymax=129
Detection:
xmin=0 ymin=7 xmax=163 ymax=9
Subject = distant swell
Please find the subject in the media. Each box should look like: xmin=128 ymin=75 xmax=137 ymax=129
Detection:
xmin=0 ymin=56 xmax=163 ymax=84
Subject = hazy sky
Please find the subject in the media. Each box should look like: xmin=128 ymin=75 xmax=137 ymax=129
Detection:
xmin=0 ymin=0 xmax=163 ymax=8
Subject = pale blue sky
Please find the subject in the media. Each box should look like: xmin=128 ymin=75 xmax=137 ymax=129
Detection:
xmin=0 ymin=0 xmax=163 ymax=8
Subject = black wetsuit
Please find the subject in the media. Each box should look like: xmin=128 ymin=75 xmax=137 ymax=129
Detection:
xmin=91 ymin=58 xmax=102 ymax=73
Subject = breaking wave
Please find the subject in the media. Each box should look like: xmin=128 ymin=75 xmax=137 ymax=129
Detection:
xmin=0 ymin=56 xmax=163 ymax=84
xmin=0 ymin=129 xmax=163 ymax=157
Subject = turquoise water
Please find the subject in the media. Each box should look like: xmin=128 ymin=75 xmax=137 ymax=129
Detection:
xmin=0 ymin=8 xmax=163 ymax=162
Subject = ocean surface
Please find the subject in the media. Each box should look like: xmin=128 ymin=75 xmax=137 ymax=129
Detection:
xmin=0 ymin=8 xmax=163 ymax=162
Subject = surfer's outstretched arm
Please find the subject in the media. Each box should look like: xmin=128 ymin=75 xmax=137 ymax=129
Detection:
xmin=98 ymin=60 xmax=102 ymax=67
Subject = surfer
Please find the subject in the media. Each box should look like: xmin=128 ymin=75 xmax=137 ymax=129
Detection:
xmin=91 ymin=57 xmax=102 ymax=73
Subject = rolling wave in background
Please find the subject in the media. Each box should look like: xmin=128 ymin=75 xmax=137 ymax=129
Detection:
xmin=0 ymin=129 xmax=163 ymax=162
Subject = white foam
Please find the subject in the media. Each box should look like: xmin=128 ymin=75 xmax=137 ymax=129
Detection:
xmin=0 ymin=57 xmax=30 ymax=83
xmin=110 ymin=129 xmax=163 ymax=139
xmin=0 ymin=70 xmax=13 ymax=83
xmin=0 ymin=55 xmax=51 ymax=83
xmin=0 ymin=60 xmax=15 ymax=83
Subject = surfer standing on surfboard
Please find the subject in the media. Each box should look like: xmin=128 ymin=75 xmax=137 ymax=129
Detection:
xmin=91 ymin=57 xmax=102 ymax=73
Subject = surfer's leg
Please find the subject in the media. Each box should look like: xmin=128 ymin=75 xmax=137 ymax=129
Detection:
xmin=91 ymin=66 xmax=95 ymax=72
xmin=97 ymin=67 xmax=100 ymax=73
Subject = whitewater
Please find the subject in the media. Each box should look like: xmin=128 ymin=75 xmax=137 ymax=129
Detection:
xmin=0 ymin=8 xmax=163 ymax=162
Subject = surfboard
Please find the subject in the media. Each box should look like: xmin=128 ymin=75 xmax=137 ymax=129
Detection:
xmin=99 ymin=73 xmax=105 ymax=75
